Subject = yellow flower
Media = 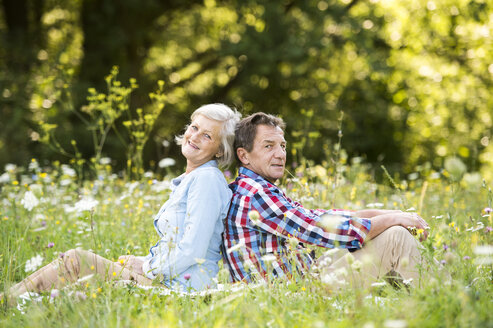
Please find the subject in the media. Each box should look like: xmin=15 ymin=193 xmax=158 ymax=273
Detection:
xmin=92 ymin=293 xmax=97 ymax=299
xmin=112 ymin=272 xmax=117 ymax=276
xmin=97 ymin=287 xmax=102 ymax=293
xmin=12 ymin=180 xmax=19 ymax=185
xmin=90 ymin=265 xmax=95 ymax=270
xmin=449 ymin=222 xmax=455 ymax=228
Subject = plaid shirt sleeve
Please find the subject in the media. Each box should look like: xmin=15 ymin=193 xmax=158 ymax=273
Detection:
xmin=252 ymin=185 xmax=371 ymax=249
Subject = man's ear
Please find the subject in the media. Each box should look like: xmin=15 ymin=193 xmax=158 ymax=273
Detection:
xmin=236 ymin=148 xmax=249 ymax=166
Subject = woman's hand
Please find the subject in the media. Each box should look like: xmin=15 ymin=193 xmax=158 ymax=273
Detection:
xmin=118 ymin=255 xmax=144 ymax=275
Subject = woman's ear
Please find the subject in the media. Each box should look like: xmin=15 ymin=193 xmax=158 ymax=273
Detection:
xmin=236 ymin=148 xmax=249 ymax=166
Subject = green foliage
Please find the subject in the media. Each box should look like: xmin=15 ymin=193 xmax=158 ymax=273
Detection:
xmin=0 ymin=0 xmax=492 ymax=178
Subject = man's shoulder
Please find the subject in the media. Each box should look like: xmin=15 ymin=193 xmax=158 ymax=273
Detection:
xmin=230 ymin=174 xmax=282 ymax=198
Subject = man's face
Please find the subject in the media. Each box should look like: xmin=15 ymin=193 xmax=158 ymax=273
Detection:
xmin=238 ymin=124 xmax=286 ymax=183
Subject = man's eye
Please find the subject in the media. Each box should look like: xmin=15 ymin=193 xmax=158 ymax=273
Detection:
xmin=265 ymin=145 xmax=272 ymax=148
xmin=204 ymin=134 xmax=211 ymax=139
xmin=281 ymin=144 xmax=286 ymax=150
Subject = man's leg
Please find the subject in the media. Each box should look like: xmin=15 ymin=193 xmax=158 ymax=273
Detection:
xmin=319 ymin=226 xmax=422 ymax=289
xmin=5 ymin=249 xmax=153 ymax=299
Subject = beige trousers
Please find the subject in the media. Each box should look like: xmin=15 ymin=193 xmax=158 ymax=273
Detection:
xmin=6 ymin=249 xmax=153 ymax=298
xmin=318 ymin=226 xmax=423 ymax=289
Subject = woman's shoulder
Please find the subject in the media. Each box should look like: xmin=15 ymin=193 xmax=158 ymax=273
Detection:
xmin=186 ymin=162 xmax=229 ymax=187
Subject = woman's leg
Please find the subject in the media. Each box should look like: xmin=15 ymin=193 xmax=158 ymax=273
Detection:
xmin=319 ymin=226 xmax=423 ymax=289
xmin=6 ymin=249 xmax=153 ymax=299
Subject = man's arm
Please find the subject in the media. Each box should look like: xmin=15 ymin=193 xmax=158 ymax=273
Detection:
xmin=354 ymin=209 xmax=401 ymax=218
xmin=252 ymin=187 xmax=371 ymax=249
xmin=366 ymin=212 xmax=430 ymax=240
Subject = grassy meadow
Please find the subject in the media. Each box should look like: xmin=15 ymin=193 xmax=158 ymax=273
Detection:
xmin=0 ymin=158 xmax=492 ymax=327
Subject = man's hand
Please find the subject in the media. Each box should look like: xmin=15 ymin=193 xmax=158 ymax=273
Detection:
xmin=366 ymin=211 xmax=430 ymax=241
xmin=397 ymin=212 xmax=430 ymax=241
xmin=118 ymin=255 xmax=144 ymax=275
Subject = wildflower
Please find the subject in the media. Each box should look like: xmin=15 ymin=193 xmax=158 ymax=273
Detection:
xmin=402 ymin=278 xmax=413 ymax=286
xmin=224 ymin=170 xmax=232 ymax=179
xmin=346 ymin=253 xmax=355 ymax=265
xmin=47 ymin=242 xmax=54 ymax=248
xmin=444 ymin=251 xmax=456 ymax=264
xmin=75 ymin=291 xmax=87 ymax=301
xmin=194 ymin=258 xmax=206 ymax=265
xmin=463 ymin=256 xmax=470 ymax=260
xmin=462 ymin=172 xmax=482 ymax=190
xmin=367 ymin=203 xmax=384 ymax=208
xmin=486 ymin=226 xmax=492 ymax=233
xmin=50 ymin=289 xmax=60 ymax=298
xmin=99 ymin=157 xmax=111 ymax=165
xmin=473 ymin=245 xmax=493 ymax=256
xmin=5 ymin=163 xmax=17 ymax=172
xmin=227 ymin=240 xmax=245 ymax=254
xmin=261 ymin=254 xmax=277 ymax=262
xmin=443 ymin=244 xmax=449 ymax=251
xmin=61 ymin=165 xmax=76 ymax=177
xmin=440 ymin=260 xmax=446 ymax=265
xmin=0 ymin=172 xmax=10 ymax=184
xmin=29 ymin=159 xmax=40 ymax=171
xmin=21 ymin=191 xmax=39 ymax=211
xmin=158 ymin=158 xmax=175 ymax=168
xmin=318 ymin=214 xmax=345 ymax=231
xmin=74 ymin=198 xmax=99 ymax=212
xmin=444 ymin=156 xmax=466 ymax=181
xmin=112 ymin=272 xmax=117 ymax=277
xmin=25 ymin=254 xmax=43 ymax=272
xmin=371 ymin=281 xmax=387 ymax=288
xmin=59 ymin=252 xmax=65 ymax=259
xmin=351 ymin=260 xmax=363 ymax=271
xmin=248 ymin=210 xmax=261 ymax=226
xmin=484 ymin=208 xmax=492 ymax=214
xmin=184 ymin=273 xmax=191 ymax=281
xmin=384 ymin=319 xmax=407 ymax=328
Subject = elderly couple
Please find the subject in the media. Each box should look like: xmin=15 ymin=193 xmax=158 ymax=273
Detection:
xmin=5 ymin=103 xmax=429 ymax=300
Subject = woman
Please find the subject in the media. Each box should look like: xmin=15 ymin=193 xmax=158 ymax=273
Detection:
xmin=4 ymin=103 xmax=241 ymax=300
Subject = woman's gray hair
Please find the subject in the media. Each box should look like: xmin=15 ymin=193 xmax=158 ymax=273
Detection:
xmin=176 ymin=103 xmax=241 ymax=168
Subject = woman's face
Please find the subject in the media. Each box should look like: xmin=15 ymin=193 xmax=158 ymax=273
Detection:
xmin=182 ymin=114 xmax=223 ymax=171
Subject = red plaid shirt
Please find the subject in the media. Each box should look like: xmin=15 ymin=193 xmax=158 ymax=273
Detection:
xmin=222 ymin=167 xmax=371 ymax=282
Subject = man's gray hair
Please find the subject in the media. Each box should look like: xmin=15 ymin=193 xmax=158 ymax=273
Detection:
xmin=176 ymin=103 xmax=241 ymax=168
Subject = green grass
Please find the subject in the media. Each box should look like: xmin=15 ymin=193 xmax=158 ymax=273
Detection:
xmin=0 ymin=159 xmax=492 ymax=327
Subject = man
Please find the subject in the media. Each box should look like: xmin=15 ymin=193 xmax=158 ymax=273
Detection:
xmin=222 ymin=112 xmax=429 ymax=288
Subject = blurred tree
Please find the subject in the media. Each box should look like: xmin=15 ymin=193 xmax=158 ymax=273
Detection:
xmin=0 ymin=0 xmax=491 ymax=180
xmin=0 ymin=0 xmax=45 ymax=165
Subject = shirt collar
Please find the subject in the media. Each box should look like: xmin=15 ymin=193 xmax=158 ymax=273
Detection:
xmin=238 ymin=166 xmax=276 ymax=186
xmin=172 ymin=160 xmax=218 ymax=188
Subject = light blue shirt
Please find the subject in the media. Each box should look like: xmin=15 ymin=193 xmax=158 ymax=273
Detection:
xmin=142 ymin=160 xmax=231 ymax=291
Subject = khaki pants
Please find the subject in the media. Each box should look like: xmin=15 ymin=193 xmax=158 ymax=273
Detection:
xmin=7 ymin=249 xmax=153 ymax=298
xmin=318 ymin=226 xmax=423 ymax=289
